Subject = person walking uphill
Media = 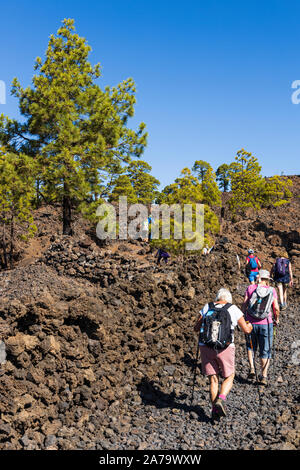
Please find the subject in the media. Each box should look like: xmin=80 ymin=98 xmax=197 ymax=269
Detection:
xmin=245 ymin=249 xmax=262 ymax=284
xmin=242 ymin=269 xmax=280 ymax=385
xmin=155 ymin=247 xmax=170 ymax=265
xmin=194 ymin=288 xmax=253 ymax=420
xmin=271 ymin=252 xmax=293 ymax=311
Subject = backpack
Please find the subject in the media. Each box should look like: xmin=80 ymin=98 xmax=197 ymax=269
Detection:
xmin=274 ymin=258 xmax=289 ymax=277
xmin=158 ymin=249 xmax=169 ymax=258
xmin=248 ymin=255 xmax=258 ymax=270
xmin=247 ymin=286 xmax=274 ymax=320
xmin=199 ymin=303 xmax=233 ymax=350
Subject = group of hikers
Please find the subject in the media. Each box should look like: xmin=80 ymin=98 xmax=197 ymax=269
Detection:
xmin=245 ymin=248 xmax=293 ymax=310
xmin=145 ymin=222 xmax=294 ymax=419
xmin=194 ymin=248 xmax=293 ymax=421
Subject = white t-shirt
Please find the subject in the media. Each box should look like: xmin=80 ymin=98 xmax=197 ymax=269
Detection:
xmin=198 ymin=302 xmax=243 ymax=347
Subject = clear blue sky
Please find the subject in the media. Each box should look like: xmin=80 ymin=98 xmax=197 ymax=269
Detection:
xmin=1 ymin=0 xmax=299 ymax=188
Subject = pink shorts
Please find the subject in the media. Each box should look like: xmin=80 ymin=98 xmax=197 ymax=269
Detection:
xmin=200 ymin=345 xmax=235 ymax=378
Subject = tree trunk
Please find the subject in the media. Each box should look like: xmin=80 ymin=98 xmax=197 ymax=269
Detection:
xmin=2 ymin=222 xmax=8 ymax=269
xmin=36 ymin=178 xmax=41 ymax=208
xmin=220 ymin=206 xmax=225 ymax=236
xmin=63 ymin=184 xmax=73 ymax=235
xmin=9 ymin=215 xmax=14 ymax=268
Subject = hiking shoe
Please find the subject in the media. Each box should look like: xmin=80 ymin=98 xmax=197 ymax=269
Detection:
xmin=213 ymin=398 xmax=227 ymax=417
xmin=258 ymin=376 xmax=268 ymax=386
xmin=211 ymin=407 xmax=221 ymax=421
xmin=280 ymin=304 xmax=287 ymax=311
xmin=248 ymin=369 xmax=256 ymax=379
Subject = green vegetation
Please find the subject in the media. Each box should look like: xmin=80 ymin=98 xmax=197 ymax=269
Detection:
xmin=0 ymin=148 xmax=37 ymax=267
xmin=228 ymin=149 xmax=292 ymax=216
xmin=153 ymin=165 xmax=220 ymax=254
xmin=0 ymin=19 xmax=294 ymax=259
xmin=216 ymin=163 xmax=231 ymax=192
xmin=125 ymin=161 xmax=160 ymax=206
xmin=109 ymin=175 xmax=138 ymax=205
xmin=0 ymin=19 xmax=147 ymax=234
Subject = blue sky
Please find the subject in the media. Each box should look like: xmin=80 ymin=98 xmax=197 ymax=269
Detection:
xmin=0 ymin=0 xmax=299 ymax=188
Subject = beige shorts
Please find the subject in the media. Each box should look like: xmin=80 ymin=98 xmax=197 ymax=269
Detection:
xmin=200 ymin=345 xmax=235 ymax=378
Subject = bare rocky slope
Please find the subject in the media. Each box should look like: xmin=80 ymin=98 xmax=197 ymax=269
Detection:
xmin=0 ymin=176 xmax=299 ymax=450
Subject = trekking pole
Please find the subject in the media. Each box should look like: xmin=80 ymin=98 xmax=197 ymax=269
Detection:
xmin=262 ymin=318 xmax=271 ymax=381
xmin=272 ymin=303 xmax=279 ymax=381
xmin=190 ymin=336 xmax=200 ymax=406
xmin=246 ymin=328 xmax=262 ymax=405
xmin=272 ymin=322 xmax=277 ymax=380
xmin=248 ymin=334 xmax=259 ymax=382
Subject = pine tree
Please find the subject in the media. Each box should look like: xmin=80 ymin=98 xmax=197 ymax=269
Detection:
xmin=228 ymin=149 xmax=293 ymax=215
xmin=159 ymin=168 xmax=203 ymax=204
xmin=0 ymin=148 xmax=37 ymax=267
xmin=109 ymin=175 xmax=138 ymax=204
xmin=201 ymin=166 xmax=221 ymax=207
xmin=154 ymin=167 xmax=219 ymax=253
xmin=259 ymin=175 xmax=293 ymax=208
xmin=216 ymin=163 xmax=231 ymax=192
xmin=0 ymin=19 xmax=147 ymax=234
xmin=126 ymin=160 xmax=160 ymax=205
xmin=192 ymin=160 xmax=211 ymax=184
xmin=228 ymin=149 xmax=262 ymax=215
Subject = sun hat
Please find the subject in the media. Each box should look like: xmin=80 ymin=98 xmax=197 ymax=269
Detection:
xmin=258 ymin=269 xmax=273 ymax=281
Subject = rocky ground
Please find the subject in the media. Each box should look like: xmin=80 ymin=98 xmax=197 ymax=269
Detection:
xmin=122 ymin=304 xmax=300 ymax=451
xmin=0 ymin=249 xmax=299 ymax=450
xmin=0 ymin=176 xmax=299 ymax=450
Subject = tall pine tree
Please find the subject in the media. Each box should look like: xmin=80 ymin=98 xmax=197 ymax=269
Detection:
xmin=126 ymin=160 xmax=160 ymax=205
xmin=228 ymin=149 xmax=292 ymax=216
xmin=216 ymin=163 xmax=231 ymax=192
xmin=0 ymin=19 xmax=147 ymax=234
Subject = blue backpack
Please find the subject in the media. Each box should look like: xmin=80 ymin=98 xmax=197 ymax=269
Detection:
xmin=248 ymin=256 xmax=258 ymax=270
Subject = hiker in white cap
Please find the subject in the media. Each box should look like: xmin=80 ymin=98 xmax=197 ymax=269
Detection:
xmin=242 ymin=269 xmax=280 ymax=385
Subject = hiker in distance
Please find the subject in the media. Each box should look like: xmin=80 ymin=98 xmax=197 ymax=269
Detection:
xmin=194 ymin=288 xmax=253 ymax=420
xmin=141 ymin=217 xmax=149 ymax=242
xmin=202 ymin=244 xmax=214 ymax=255
xmin=242 ymin=269 xmax=280 ymax=386
xmin=202 ymin=245 xmax=209 ymax=255
xmin=271 ymin=251 xmax=293 ymax=311
xmin=245 ymin=249 xmax=262 ymax=284
xmin=147 ymin=213 xmax=155 ymax=242
xmin=155 ymin=247 xmax=170 ymax=265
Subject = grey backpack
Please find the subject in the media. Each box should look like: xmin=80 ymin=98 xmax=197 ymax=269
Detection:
xmin=247 ymin=286 xmax=274 ymax=320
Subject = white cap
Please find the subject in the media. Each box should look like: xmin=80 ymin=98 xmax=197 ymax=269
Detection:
xmin=259 ymin=269 xmax=273 ymax=281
